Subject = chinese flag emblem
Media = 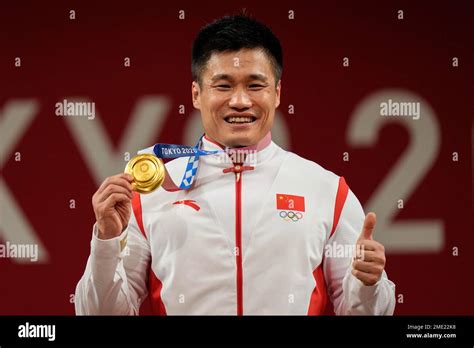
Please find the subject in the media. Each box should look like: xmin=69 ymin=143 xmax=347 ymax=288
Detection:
xmin=276 ymin=194 xmax=305 ymax=212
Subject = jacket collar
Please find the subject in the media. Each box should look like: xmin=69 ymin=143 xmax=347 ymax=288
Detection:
xmin=200 ymin=132 xmax=277 ymax=168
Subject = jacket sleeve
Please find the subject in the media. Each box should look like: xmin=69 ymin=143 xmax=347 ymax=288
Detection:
xmin=74 ymin=211 xmax=150 ymax=315
xmin=323 ymin=186 xmax=396 ymax=315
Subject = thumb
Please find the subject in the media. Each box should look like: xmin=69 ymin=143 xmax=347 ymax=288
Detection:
xmin=359 ymin=212 xmax=376 ymax=240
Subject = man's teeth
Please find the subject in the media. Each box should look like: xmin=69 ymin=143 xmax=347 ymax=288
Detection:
xmin=226 ymin=116 xmax=255 ymax=123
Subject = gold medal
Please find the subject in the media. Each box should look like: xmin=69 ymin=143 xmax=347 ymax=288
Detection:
xmin=124 ymin=154 xmax=165 ymax=194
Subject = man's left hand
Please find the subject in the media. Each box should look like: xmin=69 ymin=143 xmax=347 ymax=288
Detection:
xmin=351 ymin=212 xmax=386 ymax=286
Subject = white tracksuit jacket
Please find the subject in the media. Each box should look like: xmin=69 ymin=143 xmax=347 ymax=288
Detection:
xmin=75 ymin=135 xmax=396 ymax=315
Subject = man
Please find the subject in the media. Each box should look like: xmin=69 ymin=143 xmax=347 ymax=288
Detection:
xmin=75 ymin=14 xmax=395 ymax=315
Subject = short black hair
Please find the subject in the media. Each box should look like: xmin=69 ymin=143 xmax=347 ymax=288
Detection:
xmin=192 ymin=13 xmax=283 ymax=85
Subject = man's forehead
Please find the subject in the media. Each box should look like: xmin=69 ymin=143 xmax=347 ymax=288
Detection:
xmin=207 ymin=48 xmax=270 ymax=66
xmin=204 ymin=49 xmax=273 ymax=81
xmin=209 ymin=47 xmax=266 ymax=60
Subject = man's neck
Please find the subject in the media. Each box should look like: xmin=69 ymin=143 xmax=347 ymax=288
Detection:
xmin=203 ymin=135 xmax=256 ymax=149
xmin=203 ymin=132 xmax=272 ymax=151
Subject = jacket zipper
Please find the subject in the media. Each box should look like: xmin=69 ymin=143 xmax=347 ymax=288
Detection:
xmin=234 ymin=166 xmax=243 ymax=316
xmin=223 ymin=164 xmax=254 ymax=315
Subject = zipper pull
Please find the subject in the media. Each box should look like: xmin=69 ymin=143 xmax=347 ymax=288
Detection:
xmin=222 ymin=164 xmax=253 ymax=182
xmin=235 ymin=165 xmax=241 ymax=182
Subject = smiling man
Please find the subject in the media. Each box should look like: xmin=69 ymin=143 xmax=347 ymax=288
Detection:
xmin=75 ymin=14 xmax=396 ymax=315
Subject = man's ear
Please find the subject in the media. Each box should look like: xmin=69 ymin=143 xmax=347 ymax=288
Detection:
xmin=192 ymin=81 xmax=201 ymax=109
xmin=275 ymin=80 xmax=281 ymax=108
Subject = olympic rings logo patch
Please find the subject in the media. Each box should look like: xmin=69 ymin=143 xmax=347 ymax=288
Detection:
xmin=279 ymin=210 xmax=304 ymax=222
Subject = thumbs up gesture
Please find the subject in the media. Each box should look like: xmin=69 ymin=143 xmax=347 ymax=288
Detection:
xmin=351 ymin=212 xmax=386 ymax=286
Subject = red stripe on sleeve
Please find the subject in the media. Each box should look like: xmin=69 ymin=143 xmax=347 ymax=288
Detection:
xmin=132 ymin=192 xmax=147 ymax=240
xmin=307 ymin=263 xmax=328 ymax=315
xmin=329 ymin=177 xmax=349 ymax=239
xmin=149 ymin=269 xmax=167 ymax=315
xmin=131 ymin=192 xmax=167 ymax=314
xmin=307 ymin=177 xmax=350 ymax=315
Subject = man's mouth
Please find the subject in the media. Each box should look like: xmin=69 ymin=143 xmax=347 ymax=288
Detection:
xmin=224 ymin=116 xmax=257 ymax=124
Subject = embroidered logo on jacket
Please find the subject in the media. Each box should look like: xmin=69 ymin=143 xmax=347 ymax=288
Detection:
xmin=276 ymin=194 xmax=305 ymax=221
xmin=172 ymin=199 xmax=200 ymax=211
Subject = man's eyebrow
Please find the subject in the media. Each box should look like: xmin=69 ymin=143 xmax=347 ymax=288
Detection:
xmin=210 ymin=74 xmax=234 ymax=83
xmin=249 ymin=74 xmax=269 ymax=82
xmin=210 ymin=74 xmax=269 ymax=83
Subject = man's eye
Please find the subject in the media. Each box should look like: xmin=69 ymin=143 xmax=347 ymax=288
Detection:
xmin=249 ymin=84 xmax=265 ymax=89
xmin=216 ymin=85 xmax=231 ymax=89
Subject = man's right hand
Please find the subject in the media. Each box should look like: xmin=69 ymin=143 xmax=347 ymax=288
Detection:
xmin=92 ymin=173 xmax=134 ymax=240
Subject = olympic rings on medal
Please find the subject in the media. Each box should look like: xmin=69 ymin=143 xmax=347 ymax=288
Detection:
xmin=279 ymin=210 xmax=303 ymax=221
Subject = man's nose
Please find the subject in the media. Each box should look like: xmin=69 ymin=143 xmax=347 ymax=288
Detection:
xmin=229 ymin=88 xmax=252 ymax=109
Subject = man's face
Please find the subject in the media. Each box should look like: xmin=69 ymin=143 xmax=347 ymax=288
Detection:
xmin=192 ymin=48 xmax=281 ymax=147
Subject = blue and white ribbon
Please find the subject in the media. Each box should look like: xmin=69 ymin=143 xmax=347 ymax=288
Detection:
xmin=152 ymin=135 xmax=223 ymax=190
